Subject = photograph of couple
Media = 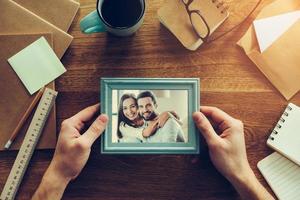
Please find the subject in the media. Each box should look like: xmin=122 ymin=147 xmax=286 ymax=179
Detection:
xmin=111 ymin=90 xmax=188 ymax=143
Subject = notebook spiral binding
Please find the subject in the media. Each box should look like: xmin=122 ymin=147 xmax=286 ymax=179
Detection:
xmin=269 ymin=105 xmax=293 ymax=141
xmin=211 ymin=0 xmax=228 ymax=14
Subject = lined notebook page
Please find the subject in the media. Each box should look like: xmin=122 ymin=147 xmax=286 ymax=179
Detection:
xmin=267 ymin=103 xmax=300 ymax=166
xmin=257 ymin=152 xmax=300 ymax=200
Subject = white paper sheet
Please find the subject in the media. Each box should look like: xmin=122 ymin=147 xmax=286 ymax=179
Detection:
xmin=253 ymin=10 xmax=300 ymax=53
xmin=8 ymin=37 xmax=66 ymax=94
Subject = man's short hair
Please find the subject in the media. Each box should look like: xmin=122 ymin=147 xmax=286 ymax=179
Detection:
xmin=137 ymin=91 xmax=157 ymax=105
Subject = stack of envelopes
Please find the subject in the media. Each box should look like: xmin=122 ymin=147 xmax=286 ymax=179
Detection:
xmin=0 ymin=0 xmax=80 ymax=150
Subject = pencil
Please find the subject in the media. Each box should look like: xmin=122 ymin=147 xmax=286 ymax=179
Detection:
xmin=4 ymin=87 xmax=45 ymax=149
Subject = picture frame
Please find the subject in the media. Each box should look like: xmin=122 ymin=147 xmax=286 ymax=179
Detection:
xmin=100 ymin=78 xmax=200 ymax=154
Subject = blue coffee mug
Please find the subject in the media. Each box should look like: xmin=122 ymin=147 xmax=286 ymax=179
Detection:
xmin=80 ymin=0 xmax=146 ymax=36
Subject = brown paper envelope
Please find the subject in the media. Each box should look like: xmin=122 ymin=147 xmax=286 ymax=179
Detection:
xmin=237 ymin=0 xmax=300 ymax=99
xmin=13 ymin=0 xmax=80 ymax=32
xmin=0 ymin=0 xmax=73 ymax=59
xmin=0 ymin=33 xmax=57 ymax=150
xmin=248 ymin=20 xmax=300 ymax=99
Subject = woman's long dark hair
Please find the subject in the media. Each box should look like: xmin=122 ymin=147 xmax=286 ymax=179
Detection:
xmin=117 ymin=93 xmax=139 ymax=139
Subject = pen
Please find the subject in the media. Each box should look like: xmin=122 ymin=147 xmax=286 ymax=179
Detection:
xmin=4 ymin=87 xmax=45 ymax=149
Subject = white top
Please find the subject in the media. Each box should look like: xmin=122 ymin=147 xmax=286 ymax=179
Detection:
xmin=119 ymin=122 xmax=146 ymax=143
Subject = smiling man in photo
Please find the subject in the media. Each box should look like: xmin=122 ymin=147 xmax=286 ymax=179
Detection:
xmin=137 ymin=91 xmax=185 ymax=143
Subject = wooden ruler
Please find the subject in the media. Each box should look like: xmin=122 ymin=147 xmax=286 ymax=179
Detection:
xmin=0 ymin=88 xmax=58 ymax=200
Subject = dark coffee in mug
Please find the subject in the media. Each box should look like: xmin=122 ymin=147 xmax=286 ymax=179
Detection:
xmin=101 ymin=0 xmax=144 ymax=28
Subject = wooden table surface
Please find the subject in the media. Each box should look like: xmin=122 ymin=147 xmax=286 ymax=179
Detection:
xmin=1 ymin=0 xmax=300 ymax=199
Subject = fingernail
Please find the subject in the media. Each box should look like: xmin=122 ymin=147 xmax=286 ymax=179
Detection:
xmin=192 ymin=112 xmax=202 ymax=123
xmin=98 ymin=114 xmax=108 ymax=123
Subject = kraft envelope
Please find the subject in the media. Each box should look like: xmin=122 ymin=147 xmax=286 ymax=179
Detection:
xmin=0 ymin=0 xmax=73 ymax=59
xmin=253 ymin=10 xmax=300 ymax=53
xmin=8 ymin=37 xmax=66 ymax=94
xmin=0 ymin=33 xmax=56 ymax=150
xmin=237 ymin=0 xmax=300 ymax=100
xmin=13 ymin=0 xmax=79 ymax=31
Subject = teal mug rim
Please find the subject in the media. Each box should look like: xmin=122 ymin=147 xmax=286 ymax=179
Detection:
xmin=96 ymin=0 xmax=145 ymax=30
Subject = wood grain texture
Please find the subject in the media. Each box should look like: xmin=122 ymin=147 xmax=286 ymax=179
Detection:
xmin=1 ymin=0 xmax=300 ymax=199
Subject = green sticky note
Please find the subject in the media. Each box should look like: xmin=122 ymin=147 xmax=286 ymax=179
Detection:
xmin=8 ymin=36 xmax=66 ymax=95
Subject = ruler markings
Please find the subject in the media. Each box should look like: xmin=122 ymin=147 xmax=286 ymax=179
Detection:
xmin=0 ymin=88 xmax=58 ymax=200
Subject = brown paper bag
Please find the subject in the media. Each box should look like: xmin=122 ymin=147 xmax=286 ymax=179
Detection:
xmin=237 ymin=0 xmax=300 ymax=100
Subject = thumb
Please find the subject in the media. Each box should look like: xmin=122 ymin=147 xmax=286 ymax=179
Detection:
xmin=192 ymin=112 xmax=219 ymax=145
xmin=80 ymin=114 xmax=109 ymax=147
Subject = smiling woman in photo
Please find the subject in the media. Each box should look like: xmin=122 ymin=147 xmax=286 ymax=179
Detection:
xmin=117 ymin=93 xmax=146 ymax=143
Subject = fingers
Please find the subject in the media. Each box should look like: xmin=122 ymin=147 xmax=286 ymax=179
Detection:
xmin=200 ymin=106 xmax=235 ymax=130
xmin=70 ymin=103 xmax=100 ymax=124
xmin=79 ymin=114 xmax=108 ymax=147
xmin=193 ymin=112 xmax=219 ymax=145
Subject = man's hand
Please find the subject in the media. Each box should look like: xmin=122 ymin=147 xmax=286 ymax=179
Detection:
xmin=193 ymin=106 xmax=274 ymax=200
xmin=32 ymin=104 xmax=108 ymax=200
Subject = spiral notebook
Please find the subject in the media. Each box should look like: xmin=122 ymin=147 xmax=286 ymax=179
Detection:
xmin=257 ymin=103 xmax=300 ymax=199
xmin=157 ymin=0 xmax=229 ymax=50
xmin=267 ymin=103 xmax=300 ymax=166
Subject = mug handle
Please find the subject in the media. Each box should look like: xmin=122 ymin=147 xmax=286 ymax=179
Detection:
xmin=80 ymin=10 xmax=106 ymax=34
